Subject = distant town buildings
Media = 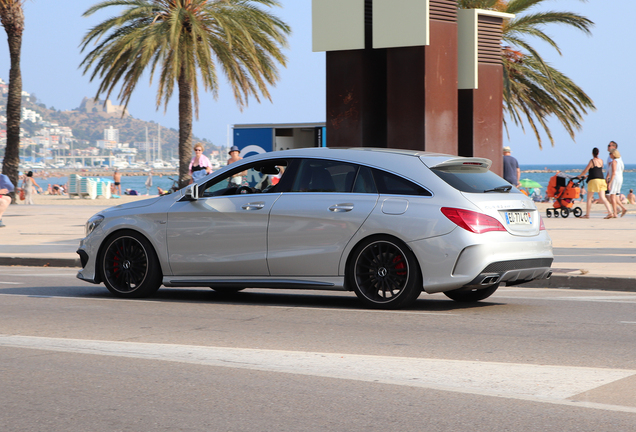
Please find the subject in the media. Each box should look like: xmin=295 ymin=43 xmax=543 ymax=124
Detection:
xmin=21 ymin=106 xmax=42 ymax=123
xmin=104 ymin=125 xmax=119 ymax=143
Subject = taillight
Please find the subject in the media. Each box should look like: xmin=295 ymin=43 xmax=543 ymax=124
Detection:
xmin=441 ymin=207 xmax=506 ymax=234
xmin=539 ymin=215 xmax=546 ymax=230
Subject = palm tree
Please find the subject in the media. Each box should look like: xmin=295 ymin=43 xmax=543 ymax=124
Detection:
xmin=0 ymin=0 xmax=25 ymax=196
xmin=457 ymin=0 xmax=595 ymax=148
xmin=80 ymin=0 xmax=290 ymax=187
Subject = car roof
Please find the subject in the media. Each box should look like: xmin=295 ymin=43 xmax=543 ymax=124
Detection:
xmin=242 ymin=147 xmax=492 ymax=170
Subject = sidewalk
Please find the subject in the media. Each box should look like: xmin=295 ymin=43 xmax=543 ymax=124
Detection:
xmin=1 ymin=196 xmax=635 ymax=291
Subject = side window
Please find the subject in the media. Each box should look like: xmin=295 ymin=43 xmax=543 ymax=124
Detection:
xmin=290 ymin=159 xmax=358 ymax=193
xmin=372 ymin=169 xmax=432 ymax=196
xmin=201 ymin=160 xmax=288 ymax=197
xmin=352 ymin=166 xmax=378 ymax=193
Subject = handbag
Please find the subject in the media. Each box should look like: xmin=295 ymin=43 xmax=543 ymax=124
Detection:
xmin=19 ymin=188 xmax=25 ymax=201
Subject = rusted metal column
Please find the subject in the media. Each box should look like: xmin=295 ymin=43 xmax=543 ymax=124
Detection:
xmin=386 ymin=0 xmax=458 ymax=153
xmin=326 ymin=48 xmax=387 ymax=148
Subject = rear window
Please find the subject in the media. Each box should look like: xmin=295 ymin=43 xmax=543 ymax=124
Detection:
xmin=431 ymin=167 xmax=521 ymax=194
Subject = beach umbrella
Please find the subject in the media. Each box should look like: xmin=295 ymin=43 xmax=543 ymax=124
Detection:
xmin=519 ymin=178 xmax=542 ymax=189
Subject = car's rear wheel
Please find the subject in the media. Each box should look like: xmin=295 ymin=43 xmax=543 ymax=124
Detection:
xmin=100 ymin=230 xmax=162 ymax=298
xmin=443 ymin=284 xmax=499 ymax=302
xmin=348 ymin=236 xmax=422 ymax=309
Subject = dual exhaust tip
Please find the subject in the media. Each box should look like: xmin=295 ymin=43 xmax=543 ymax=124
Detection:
xmin=480 ymin=270 xmax=553 ymax=286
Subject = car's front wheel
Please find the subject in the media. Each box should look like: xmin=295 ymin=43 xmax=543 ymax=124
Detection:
xmin=348 ymin=236 xmax=422 ymax=309
xmin=100 ymin=230 xmax=162 ymax=298
xmin=443 ymin=284 xmax=499 ymax=302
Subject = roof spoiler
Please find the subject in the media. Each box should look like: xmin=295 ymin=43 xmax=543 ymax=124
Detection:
xmin=423 ymin=157 xmax=492 ymax=171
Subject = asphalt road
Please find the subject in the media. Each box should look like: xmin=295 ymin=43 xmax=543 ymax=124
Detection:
xmin=1 ymin=267 xmax=635 ymax=431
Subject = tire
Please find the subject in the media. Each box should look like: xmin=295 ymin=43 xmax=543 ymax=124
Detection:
xmin=573 ymin=207 xmax=583 ymax=218
xmin=546 ymin=209 xmax=552 ymax=218
xmin=443 ymin=284 xmax=499 ymax=303
xmin=99 ymin=230 xmax=162 ymax=298
xmin=347 ymin=236 xmax=422 ymax=309
xmin=560 ymin=207 xmax=570 ymax=218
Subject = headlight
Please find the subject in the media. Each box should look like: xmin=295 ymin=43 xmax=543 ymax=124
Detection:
xmin=85 ymin=214 xmax=105 ymax=236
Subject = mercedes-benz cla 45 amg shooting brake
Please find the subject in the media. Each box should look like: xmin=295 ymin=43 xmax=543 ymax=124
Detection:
xmin=77 ymin=148 xmax=553 ymax=309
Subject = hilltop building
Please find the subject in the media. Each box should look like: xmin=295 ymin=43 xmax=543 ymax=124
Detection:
xmin=80 ymin=97 xmax=129 ymax=117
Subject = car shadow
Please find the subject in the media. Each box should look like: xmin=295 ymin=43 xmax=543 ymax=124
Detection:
xmin=150 ymin=288 xmax=503 ymax=311
xmin=0 ymin=285 xmax=504 ymax=311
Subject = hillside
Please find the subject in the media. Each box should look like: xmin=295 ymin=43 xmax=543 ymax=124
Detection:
xmin=3 ymin=93 xmax=220 ymax=155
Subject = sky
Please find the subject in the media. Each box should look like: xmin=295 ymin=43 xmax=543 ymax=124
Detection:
xmin=0 ymin=0 xmax=633 ymax=166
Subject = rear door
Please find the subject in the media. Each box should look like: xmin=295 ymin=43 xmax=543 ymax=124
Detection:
xmin=267 ymin=159 xmax=378 ymax=276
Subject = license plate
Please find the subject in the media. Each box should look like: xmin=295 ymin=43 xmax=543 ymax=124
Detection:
xmin=505 ymin=211 xmax=532 ymax=225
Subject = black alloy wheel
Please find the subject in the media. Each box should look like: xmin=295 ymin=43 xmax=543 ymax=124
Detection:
xmin=100 ymin=231 xmax=162 ymax=298
xmin=349 ymin=237 xmax=422 ymax=309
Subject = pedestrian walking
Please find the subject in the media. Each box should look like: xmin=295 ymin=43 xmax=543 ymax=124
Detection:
xmin=503 ymin=146 xmax=520 ymax=187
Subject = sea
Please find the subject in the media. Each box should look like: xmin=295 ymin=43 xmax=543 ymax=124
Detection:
xmin=519 ymin=164 xmax=636 ymax=196
xmin=34 ymin=164 xmax=636 ymax=197
xmin=36 ymin=173 xmax=180 ymax=196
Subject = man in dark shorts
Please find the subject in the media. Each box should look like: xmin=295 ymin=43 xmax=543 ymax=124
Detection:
xmin=0 ymin=173 xmax=15 ymax=228
xmin=503 ymin=146 xmax=520 ymax=187
xmin=113 ymin=168 xmax=122 ymax=195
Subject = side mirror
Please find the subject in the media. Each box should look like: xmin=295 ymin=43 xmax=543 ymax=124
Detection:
xmin=183 ymin=184 xmax=199 ymax=201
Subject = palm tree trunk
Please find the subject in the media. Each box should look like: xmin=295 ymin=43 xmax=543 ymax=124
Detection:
xmin=178 ymin=65 xmax=193 ymax=189
xmin=1 ymin=2 xmax=24 ymax=202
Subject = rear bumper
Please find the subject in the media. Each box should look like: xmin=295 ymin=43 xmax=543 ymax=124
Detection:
xmin=409 ymin=229 xmax=553 ymax=294
xmin=463 ymin=258 xmax=553 ymax=288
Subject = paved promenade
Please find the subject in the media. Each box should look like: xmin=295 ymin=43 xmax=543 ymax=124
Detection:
xmin=0 ymin=195 xmax=634 ymax=291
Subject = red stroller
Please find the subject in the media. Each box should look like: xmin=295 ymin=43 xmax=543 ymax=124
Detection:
xmin=545 ymin=173 xmax=583 ymax=218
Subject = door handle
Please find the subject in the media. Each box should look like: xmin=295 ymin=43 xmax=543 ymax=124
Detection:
xmin=242 ymin=202 xmax=265 ymax=211
xmin=329 ymin=203 xmax=354 ymax=212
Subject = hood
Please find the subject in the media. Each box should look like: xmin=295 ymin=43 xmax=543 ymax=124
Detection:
xmin=101 ymin=196 xmax=163 ymax=215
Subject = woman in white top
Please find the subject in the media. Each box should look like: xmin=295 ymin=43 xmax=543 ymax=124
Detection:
xmin=607 ymin=149 xmax=627 ymax=217
xmin=22 ymin=171 xmax=43 ymax=205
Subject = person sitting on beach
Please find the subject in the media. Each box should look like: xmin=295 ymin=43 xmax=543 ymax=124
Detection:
xmin=628 ymin=189 xmax=636 ymax=205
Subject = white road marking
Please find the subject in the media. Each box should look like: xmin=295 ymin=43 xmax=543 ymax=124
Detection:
xmin=0 ymin=335 xmax=634 ymax=413
xmin=268 ymin=305 xmax=457 ymax=316
xmin=0 ymin=282 xmax=22 ymax=285
xmin=494 ymin=294 xmax=636 ymax=304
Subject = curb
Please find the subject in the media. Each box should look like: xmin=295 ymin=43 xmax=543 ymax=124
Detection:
xmin=0 ymin=257 xmax=81 ymax=268
xmin=522 ymin=275 xmax=636 ymax=292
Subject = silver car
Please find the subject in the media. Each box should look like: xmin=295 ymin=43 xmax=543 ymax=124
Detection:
xmin=77 ymin=148 xmax=553 ymax=309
